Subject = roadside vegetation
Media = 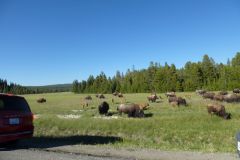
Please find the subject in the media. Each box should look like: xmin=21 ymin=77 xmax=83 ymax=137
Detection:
xmin=24 ymin=92 xmax=240 ymax=153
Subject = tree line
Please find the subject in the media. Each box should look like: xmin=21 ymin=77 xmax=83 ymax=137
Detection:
xmin=72 ymin=53 xmax=240 ymax=94
xmin=0 ymin=79 xmax=34 ymax=94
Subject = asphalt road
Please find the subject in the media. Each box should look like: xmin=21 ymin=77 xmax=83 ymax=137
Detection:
xmin=0 ymin=149 xmax=132 ymax=160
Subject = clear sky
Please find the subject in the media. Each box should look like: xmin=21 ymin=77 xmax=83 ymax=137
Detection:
xmin=0 ymin=0 xmax=240 ymax=86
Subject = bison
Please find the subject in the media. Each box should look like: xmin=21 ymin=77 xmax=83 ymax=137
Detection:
xmin=233 ymin=88 xmax=240 ymax=94
xmin=213 ymin=94 xmax=225 ymax=101
xmin=168 ymin=96 xmax=186 ymax=106
xmin=147 ymin=94 xmax=158 ymax=102
xmin=223 ymin=94 xmax=240 ymax=103
xmin=207 ymin=103 xmax=231 ymax=119
xmin=98 ymin=101 xmax=109 ymax=115
xmin=219 ymin=91 xmax=228 ymax=95
xmin=117 ymin=104 xmax=144 ymax=118
xmin=84 ymin=95 xmax=92 ymax=100
xmin=37 ymin=98 xmax=46 ymax=103
xmin=202 ymin=92 xmax=215 ymax=100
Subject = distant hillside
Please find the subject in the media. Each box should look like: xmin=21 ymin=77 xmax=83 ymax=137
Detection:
xmin=26 ymin=83 xmax=72 ymax=93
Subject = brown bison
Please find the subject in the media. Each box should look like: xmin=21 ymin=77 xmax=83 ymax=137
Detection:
xmin=202 ymin=92 xmax=215 ymax=100
xmin=219 ymin=91 xmax=228 ymax=95
xmin=98 ymin=101 xmax=109 ymax=115
xmin=84 ymin=95 xmax=92 ymax=100
xmin=168 ymin=96 xmax=187 ymax=106
xmin=147 ymin=94 xmax=158 ymax=102
xmin=117 ymin=104 xmax=144 ymax=118
xmin=207 ymin=103 xmax=231 ymax=119
xmin=223 ymin=94 xmax=240 ymax=103
xmin=165 ymin=92 xmax=176 ymax=97
xmin=213 ymin=94 xmax=225 ymax=101
xmin=233 ymin=88 xmax=240 ymax=94
xmin=37 ymin=98 xmax=46 ymax=103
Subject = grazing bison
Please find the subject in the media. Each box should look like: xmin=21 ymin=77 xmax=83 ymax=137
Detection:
xmin=37 ymin=98 xmax=46 ymax=103
xmin=207 ymin=103 xmax=231 ymax=119
xmin=196 ymin=90 xmax=206 ymax=95
xmin=213 ymin=94 xmax=225 ymax=101
xmin=168 ymin=97 xmax=186 ymax=106
xmin=147 ymin=94 xmax=158 ymax=102
xmin=223 ymin=94 xmax=240 ymax=103
xmin=117 ymin=104 xmax=144 ymax=118
xmin=219 ymin=91 xmax=228 ymax=95
xmin=177 ymin=97 xmax=187 ymax=106
xmin=202 ymin=92 xmax=215 ymax=100
xmin=84 ymin=95 xmax=92 ymax=100
xmin=98 ymin=101 xmax=109 ymax=115
xmin=138 ymin=103 xmax=149 ymax=110
xmin=233 ymin=88 xmax=240 ymax=94
xmin=165 ymin=92 xmax=176 ymax=97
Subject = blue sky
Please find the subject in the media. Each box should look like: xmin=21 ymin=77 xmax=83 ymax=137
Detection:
xmin=0 ymin=0 xmax=240 ymax=86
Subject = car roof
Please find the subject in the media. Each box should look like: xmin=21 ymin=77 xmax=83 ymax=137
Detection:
xmin=0 ymin=93 xmax=23 ymax=98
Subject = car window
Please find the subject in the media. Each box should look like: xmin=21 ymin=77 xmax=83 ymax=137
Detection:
xmin=0 ymin=96 xmax=30 ymax=112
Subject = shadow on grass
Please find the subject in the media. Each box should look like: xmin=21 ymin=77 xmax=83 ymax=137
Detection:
xmin=144 ymin=113 xmax=153 ymax=118
xmin=0 ymin=135 xmax=122 ymax=151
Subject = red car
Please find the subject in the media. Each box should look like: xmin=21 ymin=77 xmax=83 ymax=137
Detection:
xmin=0 ymin=94 xmax=34 ymax=144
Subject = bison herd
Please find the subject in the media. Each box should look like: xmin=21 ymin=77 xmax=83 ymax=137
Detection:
xmin=198 ymin=89 xmax=240 ymax=103
xmin=195 ymin=88 xmax=240 ymax=120
xmin=36 ymin=88 xmax=240 ymax=120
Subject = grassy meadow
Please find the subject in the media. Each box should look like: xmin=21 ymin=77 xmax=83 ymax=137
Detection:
xmin=23 ymin=92 xmax=240 ymax=153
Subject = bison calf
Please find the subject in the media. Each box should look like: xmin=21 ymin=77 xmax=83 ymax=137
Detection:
xmin=147 ymin=94 xmax=158 ymax=102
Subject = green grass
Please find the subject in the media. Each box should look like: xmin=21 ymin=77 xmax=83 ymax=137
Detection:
xmin=23 ymin=92 xmax=240 ymax=153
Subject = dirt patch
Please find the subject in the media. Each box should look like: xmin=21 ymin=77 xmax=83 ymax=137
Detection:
xmin=93 ymin=116 xmax=120 ymax=120
xmin=57 ymin=114 xmax=81 ymax=119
